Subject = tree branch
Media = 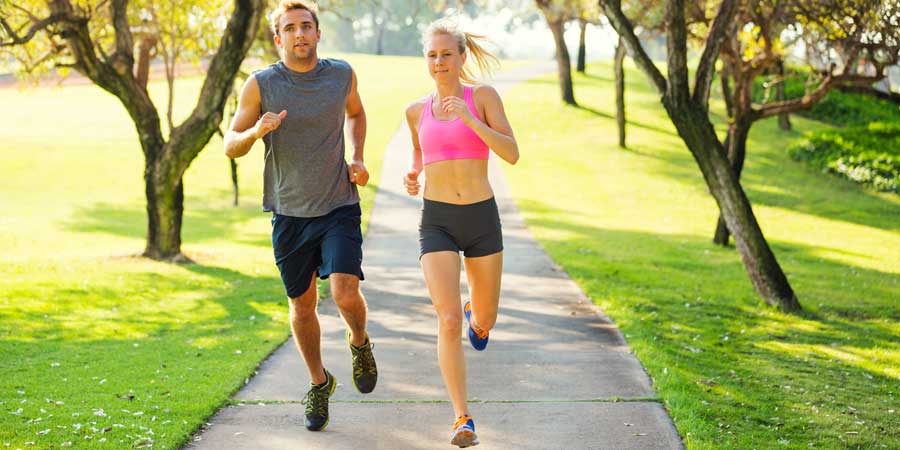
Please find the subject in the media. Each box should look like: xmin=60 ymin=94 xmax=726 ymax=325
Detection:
xmin=753 ymin=73 xmax=882 ymax=119
xmin=11 ymin=4 xmax=43 ymax=23
xmin=48 ymin=0 xmax=164 ymax=160
xmin=598 ymin=0 xmax=667 ymax=96
xmin=692 ymin=0 xmax=738 ymax=108
xmin=0 ymin=14 xmax=70 ymax=47
xmin=318 ymin=5 xmax=355 ymax=22
xmin=109 ymin=0 xmax=135 ymax=75
xmin=169 ymin=0 xmax=265 ymax=172
xmin=48 ymin=0 xmax=110 ymax=89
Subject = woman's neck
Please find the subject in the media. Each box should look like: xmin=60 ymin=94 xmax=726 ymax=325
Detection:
xmin=435 ymin=80 xmax=464 ymax=100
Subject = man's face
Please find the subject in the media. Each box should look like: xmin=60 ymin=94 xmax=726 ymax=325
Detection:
xmin=274 ymin=9 xmax=320 ymax=60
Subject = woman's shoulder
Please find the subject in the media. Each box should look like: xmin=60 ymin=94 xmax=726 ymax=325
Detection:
xmin=405 ymin=95 xmax=429 ymax=120
xmin=471 ymin=84 xmax=501 ymax=103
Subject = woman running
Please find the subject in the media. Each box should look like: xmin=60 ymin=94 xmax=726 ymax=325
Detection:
xmin=402 ymin=20 xmax=519 ymax=448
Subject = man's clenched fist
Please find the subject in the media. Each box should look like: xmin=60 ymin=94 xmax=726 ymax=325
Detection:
xmin=254 ymin=110 xmax=287 ymax=139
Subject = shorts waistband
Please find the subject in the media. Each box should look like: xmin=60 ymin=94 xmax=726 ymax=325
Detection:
xmin=422 ymin=196 xmax=496 ymax=208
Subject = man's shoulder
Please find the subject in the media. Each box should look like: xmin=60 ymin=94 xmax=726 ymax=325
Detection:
xmin=322 ymin=58 xmax=352 ymax=73
xmin=252 ymin=62 xmax=281 ymax=79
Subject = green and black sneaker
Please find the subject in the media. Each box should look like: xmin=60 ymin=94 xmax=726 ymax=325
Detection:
xmin=301 ymin=368 xmax=336 ymax=431
xmin=347 ymin=330 xmax=378 ymax=394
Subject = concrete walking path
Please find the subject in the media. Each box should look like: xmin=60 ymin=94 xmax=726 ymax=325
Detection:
xmin=187 ymin=63 xmax=684 ymax=450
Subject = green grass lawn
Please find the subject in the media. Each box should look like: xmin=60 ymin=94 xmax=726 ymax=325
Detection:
xmin=502 ymin=64 xmax=900 ymax=449
xmin=0 ymin=52 xmax=446 ymax=449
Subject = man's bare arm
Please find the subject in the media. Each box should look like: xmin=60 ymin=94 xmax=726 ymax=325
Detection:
xmin=224 ymin=76 xmax=286 ymax=159
xmin=345 ymin=69 xmax=369 ymax=186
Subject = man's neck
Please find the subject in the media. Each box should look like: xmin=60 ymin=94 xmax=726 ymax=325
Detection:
xmin=283 ymin=54 xmax=318 ymax=73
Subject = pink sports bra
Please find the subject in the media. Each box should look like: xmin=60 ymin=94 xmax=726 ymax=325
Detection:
xmin=418 ymin=86 xmax=490 ymax=165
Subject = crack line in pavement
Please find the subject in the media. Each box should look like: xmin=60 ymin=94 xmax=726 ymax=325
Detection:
xmin=226 ymin=397 xmax=662 ymax=406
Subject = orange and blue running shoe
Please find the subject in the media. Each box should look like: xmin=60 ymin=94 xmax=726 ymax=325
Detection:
xmin=463 ymin=301 xmax=489 ymax=351
xmin=450 ymin=415 xmax=479 ymax=447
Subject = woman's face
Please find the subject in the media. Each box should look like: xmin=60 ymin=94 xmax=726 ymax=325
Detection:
xmin=425 ymin=34 xmax=466 ymax=82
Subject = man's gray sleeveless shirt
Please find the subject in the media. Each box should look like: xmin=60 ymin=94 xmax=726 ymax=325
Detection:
xmin=254 ymin=58 xmax=359 ymax=217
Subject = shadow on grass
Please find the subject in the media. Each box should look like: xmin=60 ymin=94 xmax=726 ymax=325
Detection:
xmin=572 ymin=103 xmax=679 ymax=138
xmin=511 ymin=196 xmax=900 ymax=447
xmin=0 ymin=259 xmax=290 ymax=448
xmin=62 ymin=191 xmax=270 ymax=245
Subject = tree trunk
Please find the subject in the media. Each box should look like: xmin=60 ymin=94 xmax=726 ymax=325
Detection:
xmin=373 ymin=14 xmax=385 ymax=55
xmin=713 ymin=114 xmax=751 ymax=246
xmin=663 ymin=101 xmax=800 ymax=311
xmin=144 ymin=155 xmax=185 ymax=261
xmin=546 ymin=17 xmax=576 ymax=105
xmin=614 ymin=36 xmax=626 ymax=148
xmin=135 ymin=36 xmax=155 ymax=90
xmin=576 ymin=20 xmax=587 ymax=73
xmin=165 ymin=55 xmax=176 ymax=132
xmin=375 ymin=27 xmax=384 ymax=55
xmin=720 ymin=69 xmax=734 ymax=119
xmin=714 ymin=74 xmax=753 ymax=246
xmin=230 ymin=158 xmax=239 ymax=206
xmin=776 ymin=59 xmax=791 ymax=130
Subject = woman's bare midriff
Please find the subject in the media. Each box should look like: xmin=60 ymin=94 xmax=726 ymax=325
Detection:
xmin=423 ymin=158 xmax=493 ymax=204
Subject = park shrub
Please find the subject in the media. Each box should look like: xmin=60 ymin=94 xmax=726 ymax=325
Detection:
xmin=788 ymin=122 xmax=900 ymax=193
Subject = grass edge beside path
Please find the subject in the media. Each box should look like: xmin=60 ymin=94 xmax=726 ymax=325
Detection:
xmin=501 ymin=63 xmax=900 ymax=450
xmin=0 ymin=53 xmax=445 ymax=450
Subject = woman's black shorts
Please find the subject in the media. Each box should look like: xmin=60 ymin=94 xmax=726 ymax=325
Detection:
xmin=419 ymin=197 xmax=503 ymax=258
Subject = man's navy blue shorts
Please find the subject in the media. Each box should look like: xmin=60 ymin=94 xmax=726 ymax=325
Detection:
xmin=271 ymin=203 xmax=364 ymax=298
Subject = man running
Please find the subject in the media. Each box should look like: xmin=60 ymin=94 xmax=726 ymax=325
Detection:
xmin=223 ymin=0 xmax=376 ymax=432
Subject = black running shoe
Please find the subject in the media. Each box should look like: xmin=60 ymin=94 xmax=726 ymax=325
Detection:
xmin=302 ymin=368 xmax=336 ymax=431
xmin=347 ymin=330 xmax=378 ymax=394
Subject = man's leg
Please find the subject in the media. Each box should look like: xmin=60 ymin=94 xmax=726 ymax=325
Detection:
xmin=289 ymin=273 xmax=327 ymax=385
xmin=331 ymin=272 xmax=377 ymax=394
xmin=330 ymin=273 xmax=368 ymax=347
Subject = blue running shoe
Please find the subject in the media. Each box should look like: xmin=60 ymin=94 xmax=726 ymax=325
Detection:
xmin=464 ymin=301 xmax=489 ymax=351
xmin=450 ymin=415 xmax=479 ymax=448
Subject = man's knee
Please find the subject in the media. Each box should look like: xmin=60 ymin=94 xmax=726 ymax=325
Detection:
xmin=330 ymin=274 xmax=362 ymax=307
xmin=289 ymin=283 xmax=318 ymax=318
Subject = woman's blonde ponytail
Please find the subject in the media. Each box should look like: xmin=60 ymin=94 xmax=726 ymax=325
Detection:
xmin=461 ymin=31 xmax=500 ymax=84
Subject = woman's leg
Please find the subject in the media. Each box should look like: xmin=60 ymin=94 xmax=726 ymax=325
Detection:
xmin=463 ymin=252 xmax=503 ymax=333
xmin=421 ymin=251 xmax=468 ymax=418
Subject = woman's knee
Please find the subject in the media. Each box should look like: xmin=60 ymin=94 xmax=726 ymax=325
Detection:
xmin=438 ymin=313 xmax=463 ymax=335
xmin=474 ymin=310 xmax=497 ymax=331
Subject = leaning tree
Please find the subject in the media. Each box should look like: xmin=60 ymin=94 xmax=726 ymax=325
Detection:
xmin=711 ymin=0 xmax=900 ymax=245
xmin=1 ymin=0 xmax=266 ymax=260
xmin=599 ymin=0 xmax=803 ymax=310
